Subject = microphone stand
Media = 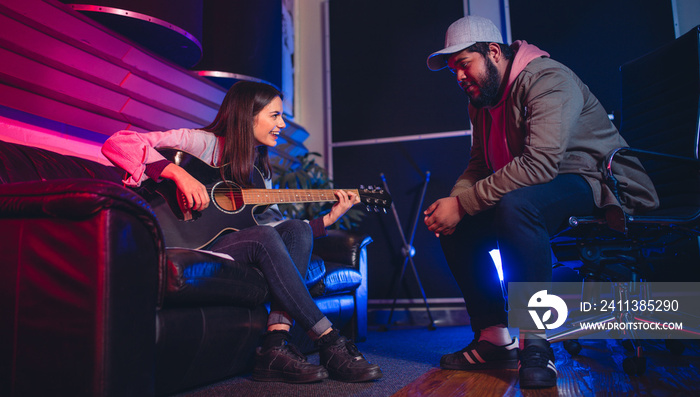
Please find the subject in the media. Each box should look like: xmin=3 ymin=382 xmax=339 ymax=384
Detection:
xmin=378 ymin=171 xmax=436 ymax=331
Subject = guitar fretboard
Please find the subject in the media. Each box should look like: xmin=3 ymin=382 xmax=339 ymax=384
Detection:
xmin=234 ymin=189 xmax=360 ymax=204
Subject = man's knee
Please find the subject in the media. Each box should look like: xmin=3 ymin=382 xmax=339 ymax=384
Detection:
xmin=496 ymin=190 xmax=539 ymax=223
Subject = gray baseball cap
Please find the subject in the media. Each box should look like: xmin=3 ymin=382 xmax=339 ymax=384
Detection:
xmin=427 ymin=16 xmax=504 ymax=71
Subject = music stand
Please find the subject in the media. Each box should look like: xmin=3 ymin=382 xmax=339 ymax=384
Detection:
xmin=378 ymin=171 xmax=436 ymax=331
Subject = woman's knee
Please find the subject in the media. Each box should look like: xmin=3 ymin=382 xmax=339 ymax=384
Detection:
xmin=276 ymin=219 xmax=313 ymax=241
xmin=246 ymin=224 xmax=284 ymax=246
xmin=284 ymin=219 xmax=312 ymax=234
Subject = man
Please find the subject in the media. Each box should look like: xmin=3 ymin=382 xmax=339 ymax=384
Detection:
xmin=423 ymin=16 xmax=658 ymax=388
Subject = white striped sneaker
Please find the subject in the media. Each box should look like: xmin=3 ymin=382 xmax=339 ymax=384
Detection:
xmin=518 ymin=339 xmax=557 ymax=389
xmin=440 ymin=338 xmax=519 ymax=370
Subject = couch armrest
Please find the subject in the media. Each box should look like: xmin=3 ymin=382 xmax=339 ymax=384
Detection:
xmin=0 ymin=179 xmax=154 ymax=217
xmin=0 ymin=179 xmax=165 ymax=396
xmin=312 ymin=229 xmax=373 ymax=270
xmin=0 ymin=178 xmax=166 ymax=299
xmin=313 ymin=229 xmax=372 ymax=342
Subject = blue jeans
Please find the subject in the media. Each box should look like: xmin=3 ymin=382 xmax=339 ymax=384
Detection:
xmin=439 ymin=174 xmax=596 ymax=332
xmin=208 ymin=219 xmax=332 ymax=338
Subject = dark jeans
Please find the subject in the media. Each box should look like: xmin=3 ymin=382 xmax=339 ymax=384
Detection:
xmin=439 ymin=174 xmax=595 ymax=333
xmin=208 ymin=219 xmax=332 ymax=338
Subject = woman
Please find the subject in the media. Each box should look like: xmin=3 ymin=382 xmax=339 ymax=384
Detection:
xmin=102 ymin=81 xmax=382 ymax=384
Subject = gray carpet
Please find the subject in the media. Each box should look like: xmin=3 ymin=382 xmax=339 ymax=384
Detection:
xmin=170 ymin=325 xmax=475 ymax=397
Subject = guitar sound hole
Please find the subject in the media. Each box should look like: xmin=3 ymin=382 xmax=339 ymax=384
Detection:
xmin=211 ymin=181 xmax=245 ymax=214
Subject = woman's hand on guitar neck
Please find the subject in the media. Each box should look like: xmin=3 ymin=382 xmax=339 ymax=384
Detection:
xmin=162 ymin=163 xmax=210 ymax=211
xmin=322 ymin=189 xmax=360 ymax=227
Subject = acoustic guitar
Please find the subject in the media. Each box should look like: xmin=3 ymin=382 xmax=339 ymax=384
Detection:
xmin=139 ymin=149 xmax=392 ymax=249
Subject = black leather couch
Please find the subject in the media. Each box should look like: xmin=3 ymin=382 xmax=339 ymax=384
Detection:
xmin=0 ymin=139 xmax=371 ymax=396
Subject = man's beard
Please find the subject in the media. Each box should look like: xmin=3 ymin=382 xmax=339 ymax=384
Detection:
xmin=465 ymin=58 xmax=501 ymax=108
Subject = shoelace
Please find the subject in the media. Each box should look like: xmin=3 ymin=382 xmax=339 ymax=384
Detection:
xmin=344 ymin=340 xmax=362 ymax=358
xmin=285 ymin=342 xmax=308 ymax=362
xmin=520 ymin=347 xmax=553 ymax=368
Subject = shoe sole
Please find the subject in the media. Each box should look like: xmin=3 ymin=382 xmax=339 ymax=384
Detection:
xmin=328 ymin=367 xmax=383 ymax=383
xmin=440 ymin=359 xmax=518 ymax=370
xmin=253 ymin=369 xmax=328 ymax=384
xmin=519 ymin=378 xmax=557 ymax=389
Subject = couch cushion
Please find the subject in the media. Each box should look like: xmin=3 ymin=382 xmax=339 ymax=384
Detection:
xmin=164 ymin=248 xmax=269 ymax=307
xmin=309 ymin=261 xmax=362 ymax=298
xmin=305 ymin=254 xmax=326 ymax=287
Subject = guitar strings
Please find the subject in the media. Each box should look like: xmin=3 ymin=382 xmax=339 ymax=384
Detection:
xmin=211 ymin=187 xmax=361 ymax=203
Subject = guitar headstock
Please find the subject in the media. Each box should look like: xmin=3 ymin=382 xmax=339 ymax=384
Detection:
xmin=358 ymin=185 xmax=392 ymax=212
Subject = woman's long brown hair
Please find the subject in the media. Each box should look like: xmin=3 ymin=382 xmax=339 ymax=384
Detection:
xmin=202 ymin=81 xmax=281 ymax=187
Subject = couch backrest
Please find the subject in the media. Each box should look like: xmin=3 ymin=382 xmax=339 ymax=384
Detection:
xmin=0 ymin=140 xmax=123 ymax=184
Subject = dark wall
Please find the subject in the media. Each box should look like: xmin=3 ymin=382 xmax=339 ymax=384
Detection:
xmin=329 ymin=0 xmax=468 ymax=301
xmin=509 ymin=0 xmax=675 ymax=125
xmin=329 ymin=0 xmax=677 ymax=301
xmin=332 ymin=137 xmax=469 ymax=300
xmin=329 ymin=0 xmax=469 ymax=142
xmin=197 ymin=0 xmax=283 ymax=87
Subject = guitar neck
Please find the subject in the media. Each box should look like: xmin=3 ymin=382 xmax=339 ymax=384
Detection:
xmin=238 ymin=188 xmax=360 ymax=205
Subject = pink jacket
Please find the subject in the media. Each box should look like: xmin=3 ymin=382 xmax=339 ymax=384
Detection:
xmin=102 ymin=128 xmax=224 ymax=186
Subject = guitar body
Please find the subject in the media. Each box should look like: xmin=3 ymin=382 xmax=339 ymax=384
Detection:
xmin=140 ymin=149 xmax=268 ymax=249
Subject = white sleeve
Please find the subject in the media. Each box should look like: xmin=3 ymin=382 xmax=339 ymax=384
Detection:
xmin=101 ymin=128 xmax=219 ymax=186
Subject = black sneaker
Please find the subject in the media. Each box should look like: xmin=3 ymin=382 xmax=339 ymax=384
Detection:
xmin=440 ymin=338 xmax=519 ymax=370
xmin=518 ymin=338 xmax=557 ymax=389
xmin=319 ymin=334 xmax=382 ymax=382
xmin=253 ymin=342 xmax=329 ymax=383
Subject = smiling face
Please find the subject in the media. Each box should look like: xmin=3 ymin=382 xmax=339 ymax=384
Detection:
xmin=253 ymin=96 xmax=286 ymax=147
xmin=447 ymin=47 xmax=502 ymax=108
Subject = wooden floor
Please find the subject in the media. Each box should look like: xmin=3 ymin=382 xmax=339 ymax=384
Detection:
xmin=392 ymin=339 xmax=700 ymax=396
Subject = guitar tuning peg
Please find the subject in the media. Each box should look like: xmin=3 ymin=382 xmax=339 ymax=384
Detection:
xmin=374 ymin=206 xmax=380 ymax=212
xmin=383 ymin=208 xmax=387 ymax=213
xmin=360 ymin=185 xmax=366 ymax=190
xmin=365 ymin=205 xmax=372 ymax=212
